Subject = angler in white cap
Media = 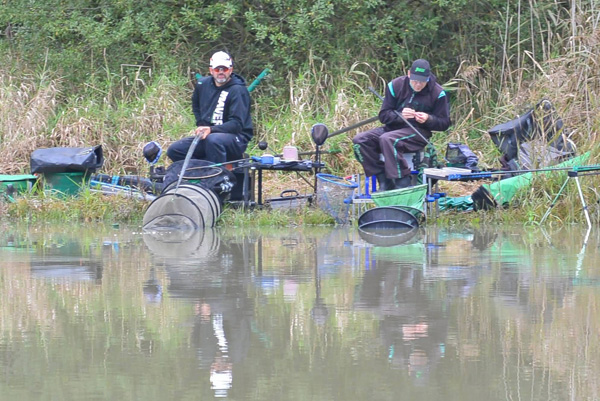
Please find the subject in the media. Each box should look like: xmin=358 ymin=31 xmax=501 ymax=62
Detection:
xmin=167 ymin=51 xmax=253 ymax=164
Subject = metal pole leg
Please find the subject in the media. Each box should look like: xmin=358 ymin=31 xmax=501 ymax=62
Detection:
xmin=540 ymin=176 xmax=571 ymax=224
xmin=574 ymin=175 xmax=592 ymax=229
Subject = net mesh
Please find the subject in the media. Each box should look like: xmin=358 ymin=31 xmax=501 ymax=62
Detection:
xmin=142 ymin=183 xmax=222 ymax=230
xmin=162 ymin=159 xmax=236 ymax=202
xmin=371 ymin=184 xmax=427 ymax=210
xmin=316 ymin=174 xmax=357 ymax=224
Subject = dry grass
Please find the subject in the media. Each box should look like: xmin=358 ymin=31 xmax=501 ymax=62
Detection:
xmin=0 ymin=72 xmax=60 ymax=173
xmin=0 ymin=67 xmax=190 ymax=176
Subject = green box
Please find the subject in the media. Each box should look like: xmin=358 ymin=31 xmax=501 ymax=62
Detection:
xmin=43 ymin=172 xmax=88 ymax=196
xmin=0 ymin=174 xmax=38 ymax=196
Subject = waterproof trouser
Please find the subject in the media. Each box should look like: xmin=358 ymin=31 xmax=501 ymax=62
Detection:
xmin=352 ymin=126 xmax=429 ymax=179
xmin=167 ymin=133 xmax=248 ymax=163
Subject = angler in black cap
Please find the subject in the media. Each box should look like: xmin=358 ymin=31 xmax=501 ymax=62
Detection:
xmin=353 ymin=59 xmax=451 ymax=190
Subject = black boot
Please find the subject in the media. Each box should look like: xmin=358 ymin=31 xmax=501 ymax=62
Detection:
xmin=375 ymin=173 xmax=393 ymax=191
xmin=393 ymin=175 xmax=412 ymax=189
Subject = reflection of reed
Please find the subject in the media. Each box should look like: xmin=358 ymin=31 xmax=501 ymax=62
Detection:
xmin=453 ymin=227 xmax=600 ymax=400
xmin=0 ymin=228 xmax=190 ymax=352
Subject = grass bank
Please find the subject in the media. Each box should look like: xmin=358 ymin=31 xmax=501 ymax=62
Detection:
xmin=2 ymin=42 xmax=600 ymax=226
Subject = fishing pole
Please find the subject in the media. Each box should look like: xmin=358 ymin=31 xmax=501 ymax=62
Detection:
xmin=194 ymin=67 xmax=271 ymax=93
xmin=174 ymin=135 xmax=201 ymax=192
xmin=326 ymin=116 xmax=379 ymax=139
xmin=248 ymin=68 xmax=271 ymax=93
xmin=451 ymin=163 xmax=600 ymax=179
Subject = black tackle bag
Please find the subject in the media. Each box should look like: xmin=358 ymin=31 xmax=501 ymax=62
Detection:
xmin=30 ymin=145 xmax=104 ymax=174
xmin=445 ymin=142 xmax=479 ymax=170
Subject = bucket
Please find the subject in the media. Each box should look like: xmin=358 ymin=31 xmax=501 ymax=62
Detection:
xmin=316 ymin=174 xmax=358 ymax=224
xmin=142 ymin=183 xmax=222 ymax=230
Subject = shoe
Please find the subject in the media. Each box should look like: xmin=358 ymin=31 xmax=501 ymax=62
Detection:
xmin=393 ymin=175 xmax=412 ymax=189
xmin=375 ymin=173 xmax=393 ymax=191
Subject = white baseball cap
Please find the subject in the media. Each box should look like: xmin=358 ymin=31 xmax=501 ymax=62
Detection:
xmin=210 ymin=51 xmax=233 ymax=68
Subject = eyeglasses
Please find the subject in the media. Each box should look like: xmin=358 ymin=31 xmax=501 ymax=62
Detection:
xmin=212 ymin=66 xmax=231 ymax=72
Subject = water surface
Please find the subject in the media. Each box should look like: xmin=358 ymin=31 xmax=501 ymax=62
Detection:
xmin=1 ymin=223 xmax=599 ymax=400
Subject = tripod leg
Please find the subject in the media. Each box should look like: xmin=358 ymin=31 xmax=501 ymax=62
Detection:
xmin=540 ymin=177 xmax=570 ymax=224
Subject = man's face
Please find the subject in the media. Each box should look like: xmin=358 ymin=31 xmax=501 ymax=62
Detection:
xmin=210 ymin=66 xmax=233 ymax=86
xmin=408 ymin=71 xmax=428 ymax=92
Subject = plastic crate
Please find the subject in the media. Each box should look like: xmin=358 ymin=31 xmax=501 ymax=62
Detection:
xmin=0 ymin=174 xmax=38 ymax=196
xmin=43 ymin=172 xmax=87 ymax=196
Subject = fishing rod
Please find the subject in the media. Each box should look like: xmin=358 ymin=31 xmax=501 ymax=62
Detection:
xmin=326 ymin=116 xmax=379 ymax=139
xmin=248 ymin=68 xmax=271 ymax=92
xmin=174 ymin=135 xmax=201 ymax=192
xmin=451 ymin=163 xmax=600 ymax=179
xmin=194 ymin=67 xmax=271 ymax=93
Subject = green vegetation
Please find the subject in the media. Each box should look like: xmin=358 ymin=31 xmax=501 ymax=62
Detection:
xmin=2 ymin=0 xmax=600 ymax=225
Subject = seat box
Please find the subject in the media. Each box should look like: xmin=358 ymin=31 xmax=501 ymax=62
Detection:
xmin=0 ymin=174 xmax=38 ymax=195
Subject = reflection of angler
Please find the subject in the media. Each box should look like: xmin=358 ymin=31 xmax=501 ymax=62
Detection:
xmin=210 ymin=313 xmax=233 ymax=398
xmin=143 ymin=267 xmax=162 ymax=304
xmin=311 ymin=244 xmax=329 ymax=325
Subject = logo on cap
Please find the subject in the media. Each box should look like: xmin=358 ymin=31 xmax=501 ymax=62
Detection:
xmin=410 ymin=59 xmax=431 ymax=82
xmin=210 ymin=51 xmax=233 ymax=68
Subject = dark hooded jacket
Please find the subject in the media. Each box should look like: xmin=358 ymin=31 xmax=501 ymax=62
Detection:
xmin=379 ymin=74 xmax=451 ymax=138
xmin=192 ymin=73 xmax=253 ymax=142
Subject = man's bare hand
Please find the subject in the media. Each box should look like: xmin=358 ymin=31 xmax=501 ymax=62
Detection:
xmin=195 ymin=126 xmax=211 ymax=140
xmin=401 ymin=107 xmax=416 ymax=119
xmin=414 ymin=112 xmax=429 ymax=124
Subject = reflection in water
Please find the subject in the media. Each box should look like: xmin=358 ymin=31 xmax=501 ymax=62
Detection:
xmin=144 ymin=227 xmax=254 ymax=398
xmin=1 ymin=224 xmax=600 ymax=400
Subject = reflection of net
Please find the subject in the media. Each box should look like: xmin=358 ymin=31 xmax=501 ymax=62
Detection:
xmin=142 ymin=228 xmax=220 ymax=259
xmin=142 ymin=183 xmax=222 ymax=230
xmin=316 ymin=174 xmax=357 ymax=224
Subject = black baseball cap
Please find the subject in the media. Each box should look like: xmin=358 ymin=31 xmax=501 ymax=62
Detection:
xmin=410 ymin=59 xmax=431 ymax=82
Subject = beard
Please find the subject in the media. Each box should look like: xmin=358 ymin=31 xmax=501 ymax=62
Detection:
xmin=215 ymin=75 xmax=229 ymax=85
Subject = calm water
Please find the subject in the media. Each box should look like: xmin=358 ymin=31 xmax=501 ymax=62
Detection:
xmin=1 ymin=223 xmax=599 ymax=401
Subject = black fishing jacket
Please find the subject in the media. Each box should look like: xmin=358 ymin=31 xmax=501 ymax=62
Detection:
xmin=379 ymin=74 xmax=451 ymax=137
xmin=192 ymin=73 xmax=254 ymax=142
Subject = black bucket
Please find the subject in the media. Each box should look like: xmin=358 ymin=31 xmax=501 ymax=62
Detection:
xmin=142 ymin=183 xmax=222 ymax=230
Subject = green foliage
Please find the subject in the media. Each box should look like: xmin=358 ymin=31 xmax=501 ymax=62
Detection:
xmin=1 ymin=0 xmax=572 ymax=98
